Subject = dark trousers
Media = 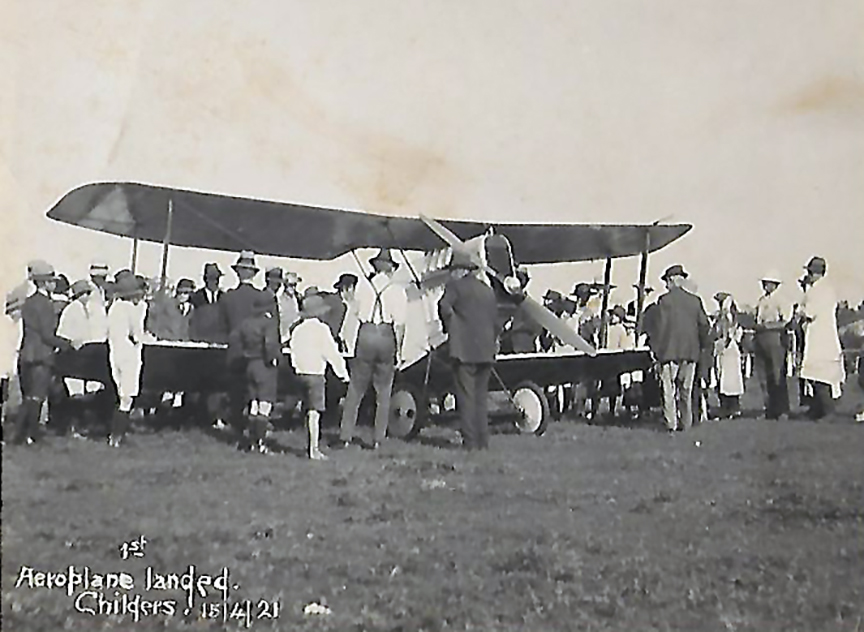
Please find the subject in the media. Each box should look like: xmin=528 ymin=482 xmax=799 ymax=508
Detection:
xmin=754 ymin=331 xmax=789 ymax=418
xmin=226 ymin=358 xmax=249 ymax=432
xmin=453 ymin=361 xmax=491 ymax=450
xmin=14 ymin=362 xmax=53 ymax=443
xmin=340 ymin=324 xmax=396 ymax=443
xmin=808 ymin=381 xmax=835 ymax=420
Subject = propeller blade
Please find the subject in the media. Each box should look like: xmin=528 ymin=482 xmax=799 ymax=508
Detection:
xmin=418 ymin=215 xmax=473 ymax=256
xmin=521 ymin=297 xmax=597 ymax=356
xmin=420 ymin=213 xmax=598 ymax=356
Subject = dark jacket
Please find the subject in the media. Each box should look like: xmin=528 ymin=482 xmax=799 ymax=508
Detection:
xmin=644 ymin=287 xmax=710 ymax=363
xmin=319 ymin=291 xmax=348 ymax=341
xmin=438 ymin=275 xmax=499 ymax=364
xmin=232 ymin=313 xmax=281 ymax=365
xmin=19 ymin=291 xmax=72 ymax=365
xmin=217 ymin=284 xmax=263 ymax=341
xmin=189 ymin=288 xmax=224 ymax=343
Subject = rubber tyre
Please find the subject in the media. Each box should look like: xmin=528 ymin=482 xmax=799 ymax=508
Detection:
xmin=512 ymin=381 xmax=550 ymax=436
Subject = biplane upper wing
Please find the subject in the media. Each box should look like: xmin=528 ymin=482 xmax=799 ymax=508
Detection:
xmin=47 ymin=182 xmax=692 ymax=263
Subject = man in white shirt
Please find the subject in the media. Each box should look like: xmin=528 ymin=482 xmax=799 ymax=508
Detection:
xmin=88 ymin=262 xmax=111 ymax=341
xmin=337 ymin=249 xmax=408 ymax=449
xmin=264 ymin=267 xmax=301 ymax=343
xmin=289 ymin=292 xmax=349 ymax=460
xmin=754 ymin=270 xmax=790 ymax=420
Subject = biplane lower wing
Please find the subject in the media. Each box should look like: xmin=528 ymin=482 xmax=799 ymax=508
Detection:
xmin=57 ymin=342 xmax=300 ymax=396
xmin=47 ymin=182 xmax=692 ymax=264
xmin=399 ymin=346 xmax=654 ymax=394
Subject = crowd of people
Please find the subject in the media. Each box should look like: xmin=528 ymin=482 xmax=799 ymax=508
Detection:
xmin=1 ymin=248 xmax=861 ymax=457
xmin=0 ymin=246 xmax=506 ymax=457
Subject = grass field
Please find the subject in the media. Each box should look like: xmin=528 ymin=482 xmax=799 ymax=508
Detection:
xmin=2 ymin=381 xmax=863 ymax=632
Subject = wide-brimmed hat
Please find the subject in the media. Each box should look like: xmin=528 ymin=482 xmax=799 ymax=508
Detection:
xmin=447 ymin=251 xmax=479 ymax=271
xmin=369 ymin=249 xmax=399 ymax=270
xmin=714 ymin=291 xmax=731 ymax=303
xmin=232 ymin=250 xmax=259 ymax=271
xmin=572 ymin=282 xmax=594 ymax=298
xmin=54 ymin=274 xmax=70 ymax=295
xmin=69 ymin=280 xmax=94 ymax=300
xmin=761 ymin=270 xmax=782 ymax=284
xmin=28 ymin=260 xmax=56 ymax=281
xmin=265 ymin=267 xmax=284 ymax=280
xmin=543 ymin=289 xmax=563 ymax=302
xmin=661 ymin=264 xmax=689 ymax=281
xmin=203 ymin=262 xmax=223 ymax=279
xmin=89 ymin=262 xmax=109 ymax=277
xmin=176 ymin=278 xmax=196 ymax=293
xmin=334 ymin=273 xmax=358 ymax=290
xmin=610 ymin=305 xmax=627 ymax=320
xmin=804 ymin=256 xmax=827 ymax=274
xmin=300 ymin=293 xmax=331 ymax=318
xmin=114 ymin=274 xmax=146 ymax=299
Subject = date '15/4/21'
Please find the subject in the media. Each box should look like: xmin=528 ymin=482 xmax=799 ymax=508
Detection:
xmin=201 ymin=599 xmax=280 ymax=627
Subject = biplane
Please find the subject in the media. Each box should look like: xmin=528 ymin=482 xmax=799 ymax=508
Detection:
xmin=48 ymin=182 xmax=692 ymax=437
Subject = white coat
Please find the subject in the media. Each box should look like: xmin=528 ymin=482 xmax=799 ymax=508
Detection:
xmin=108 ymin=299 xmax=148 ymax=400
xmin=800 ymin=279 xmax=845 ymax=398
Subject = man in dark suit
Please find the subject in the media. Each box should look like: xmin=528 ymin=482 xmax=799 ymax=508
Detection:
xmin=13 ymin=261 xmax=74 ymax=445
xmin=438 ymin=251 xmax=500 ymax=450
xmin=189 ymin=263 xmax=225 ymax=343
xmin=320 ymin=273 xmax=358 ymax=351
xmin=644 ymin=264 xmax=711 ymax=432
xmin=217 ymin=252 xmax=266 ymax=440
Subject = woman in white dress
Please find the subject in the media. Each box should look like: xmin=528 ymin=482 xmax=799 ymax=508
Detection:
xmin=713 ymin=293 xmax=744 ymax=418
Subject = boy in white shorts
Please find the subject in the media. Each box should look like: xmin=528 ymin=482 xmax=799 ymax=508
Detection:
xmin=289 ymin=290 xmax=349 ymax=460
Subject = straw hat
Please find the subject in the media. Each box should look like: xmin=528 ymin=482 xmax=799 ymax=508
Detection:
xmin=28 ymin=260 xmax=56 ymax=281
xmin=69 ymin=280 xmax=94 ymax=300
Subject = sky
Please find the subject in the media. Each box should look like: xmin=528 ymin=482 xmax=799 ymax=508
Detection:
xmin=1 ymin=0 xmax=863 ymax=322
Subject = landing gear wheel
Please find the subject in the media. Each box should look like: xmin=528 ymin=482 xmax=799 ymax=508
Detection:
xmin=512 ymin=381 xmax=550 ymax=436
xmin=388 ymin=382 xmax=426 ymax=439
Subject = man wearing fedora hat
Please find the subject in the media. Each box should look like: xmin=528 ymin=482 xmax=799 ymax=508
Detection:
xmin=795 ymin=256 xmax=845 ymax=420
xmin=106 ymin=272 xmax=152 ymax=447
xmin=754 ymin=270 xmax=790 ymax=419
xmin=338 ymin=249 xmax=407 ymax=449
xmin=12 ymin=261 xmax=75 ymax=445
xmin=320 ymin=273 xmax=360 ymax=353
xmin=146 ymin=279 xmax=196 ymax=342
xmin=289 ymin=290 xmax=349 ymax=460
xmin=644 ymin=264 xmax=711 ymax=433
xmin=189 ymin=263 xmax=225 ymax=343
xmin=56 ymin=280 xmax=105 ymax=437
xmin=218 ymin=251 xmax=271 ymax=437
xmin=438 ymin=250 xmax=500 ymax=450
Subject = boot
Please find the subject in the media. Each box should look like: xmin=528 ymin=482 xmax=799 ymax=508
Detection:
xmin=109 ymin=409 xmax=130 ymax=447
xmin=249 ymin=415 xmax=270 ymax=453
xmin=12 ymin=399 xmax=38 ymax=445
